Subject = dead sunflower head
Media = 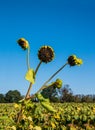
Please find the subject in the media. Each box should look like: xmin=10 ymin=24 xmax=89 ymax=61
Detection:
xmin=38 ymin=46 xmax=55 ymax=63
xmin=67 ymin=55 xmax=77 ymax=66
xmin=17 ymin=38 xmax=29 ymax=50
xmin=67 ymin=55 xmax=83 ymax=66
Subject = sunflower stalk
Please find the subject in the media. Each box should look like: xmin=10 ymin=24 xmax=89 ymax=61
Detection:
xmin=16 ymin=60 xmax=42 ymax=123
xmin=25 ymin=61 xmax=42 ymax=99
xmin=26 ymin=45 xmax=30 ymax=70
xmin=36 ymin=62 xmax=68 ymax=93
xmin=35 ymin=61 xmax=42 ymax=74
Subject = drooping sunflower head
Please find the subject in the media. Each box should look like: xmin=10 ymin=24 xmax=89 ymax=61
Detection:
xmin=67 ymin=55 xmax=83 ymax=66
xmin=38 ymin=45 xmax=55 ymax=63
xmin=17 ymin=38 xmax=29 ymax=50
xmin=53 ymin=79 xmax=63 ymax=89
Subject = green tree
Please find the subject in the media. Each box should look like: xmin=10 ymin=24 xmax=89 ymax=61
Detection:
xmin=0 ymin=94 xmax=5 ymax=103
xmin=41 ymin=86 xmax=59 ymax=102
xmin=5 ymin=90 xmax=22 ymax=103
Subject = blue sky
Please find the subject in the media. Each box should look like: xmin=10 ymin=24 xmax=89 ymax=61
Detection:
xmin=0 ymin=0 xmax=95 ymax=95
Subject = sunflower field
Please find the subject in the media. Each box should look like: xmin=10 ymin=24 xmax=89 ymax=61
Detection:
xmin=0 ymin=103 xmax=95 ymax=130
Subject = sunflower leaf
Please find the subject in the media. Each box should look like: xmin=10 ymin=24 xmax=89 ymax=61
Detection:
xmin=25 ymin=69 xmax=35 ymax=84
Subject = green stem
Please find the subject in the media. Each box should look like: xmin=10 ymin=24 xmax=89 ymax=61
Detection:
xmin=16 ymin=61 xmax=42 ymax=123
xmin=27 ymin=46 xmax=30 ymax=70
xmin=25 ymin=83 xmax=32 ymax=99
xmin=35 ymin=61 xmax=42 ymax=75
xmin=42 ymin=62 xmax=68 ymax=86
xmin=37 ymin=62 xmax=68 ymax=93
xmin=17 ymin=46 xmax=31 ymax=123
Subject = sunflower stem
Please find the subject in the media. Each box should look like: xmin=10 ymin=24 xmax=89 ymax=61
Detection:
xmin=25 ymin=61 xmax=42 ymax=99
xmin=16 ymin=61 xmax=42 ymax=123
xmin=25 ymin=61 xmax=42 ymax=100
xmin=27 ymin=45 xmax=30 ymax=70
xmin=25 ymin=83 xmax=32 ymax=99
xmin=36 ymin=62 xmax=68 ymax=93
xmin=43 ymin=62 xmax=68 ymax=85
xmin=35 ymin=61 xmax=42 ymax=75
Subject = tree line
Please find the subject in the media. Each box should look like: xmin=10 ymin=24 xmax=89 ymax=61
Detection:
xmin=0 ymin=90 xmax=23 ymax=103
xmin=0 ymin=85 xmax=95 ymax=103
xmin=39 ymin=84 xmax=95 ymax=103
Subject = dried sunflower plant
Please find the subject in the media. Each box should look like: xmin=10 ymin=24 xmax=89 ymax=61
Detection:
xmin=13 ymin=38 xmax=83 ymax=129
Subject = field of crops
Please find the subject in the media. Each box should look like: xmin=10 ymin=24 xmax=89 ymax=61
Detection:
xmin=0 ymin=103 xmax=95 ymax=130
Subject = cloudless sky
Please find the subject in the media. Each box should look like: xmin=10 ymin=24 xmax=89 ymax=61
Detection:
xmin=0 ymin=0 xmax=95 ymax=95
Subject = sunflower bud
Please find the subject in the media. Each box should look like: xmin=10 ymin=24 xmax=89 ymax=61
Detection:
xmin=38 ymin=46 xmax=55 ymax=63
xmin=49 ymin=79 xmax=63 ymax=89
xmin=67 ymin=55 xmax=83 ymax=66
xmin=55 ymin=79 xmax=63 ymax=89
xmin=17 ymin=38 xmax=29 ymax=50
xmin=54 ymin=79 xmax=63 ymax=89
